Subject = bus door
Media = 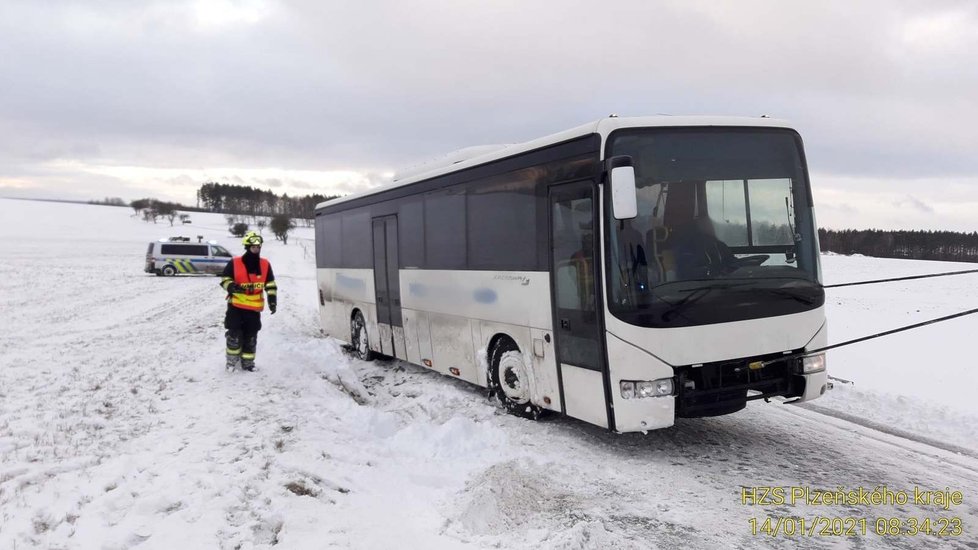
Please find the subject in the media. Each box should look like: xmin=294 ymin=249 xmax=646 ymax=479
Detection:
xmin=371 ymin=215 xmax=406 ymax=359
xmin=549 ymin=182 xmax=611 ymax=429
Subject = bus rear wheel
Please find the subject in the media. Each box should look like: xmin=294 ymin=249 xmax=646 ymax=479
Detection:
xmin=490 ymin=338 xmax=543 ymax=420
xmin=161 ymin=265 xmax=177 ymax=276
xmin=350 ymin=311 xmax=374 ymax=361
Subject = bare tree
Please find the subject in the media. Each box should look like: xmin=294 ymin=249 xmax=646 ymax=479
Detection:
xmin=270 ymin=214 xmax=295 ymax=245
xmin=130 ymin=198 xmax=151 ymax=217
xmin=155 ymin=202 xmax=177 ymax=226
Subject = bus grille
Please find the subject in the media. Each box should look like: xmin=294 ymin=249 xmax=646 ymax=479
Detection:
xmin=674 ymin=351 xmax=805 ymax=418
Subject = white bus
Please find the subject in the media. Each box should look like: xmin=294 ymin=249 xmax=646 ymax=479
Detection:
xmin=314 ymin=116 xmax=828 ymax=433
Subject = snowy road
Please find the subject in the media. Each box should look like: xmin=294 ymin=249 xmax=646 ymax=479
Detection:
xmin=2 ymin=199 xmax=977 ymax=549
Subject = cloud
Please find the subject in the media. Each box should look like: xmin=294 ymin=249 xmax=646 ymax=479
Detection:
xmin=287 ymin=180 xmax=312 ymax=190
xmin=166 ymin=174 xmax=199 ymax=187
xmin=893 ymin=195 xmax=935 ymax=214
xmin=813 ymin=173 xmax=977 ymax=231
xmin=192 ymin=0 xmax=269 ymax=31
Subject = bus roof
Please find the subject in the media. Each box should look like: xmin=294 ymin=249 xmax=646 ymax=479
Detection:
xmin=316 ymin=115 xmax=794 ymax=210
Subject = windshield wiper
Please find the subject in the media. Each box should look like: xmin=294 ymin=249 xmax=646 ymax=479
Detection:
xmin=658 ymin=282 xmax=752 ymax=322
xmin=750 ymin=287 xmax=818 ymax=305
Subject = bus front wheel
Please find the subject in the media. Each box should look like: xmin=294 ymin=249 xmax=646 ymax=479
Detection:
xmin=490 ymin=338 xmax=543 ymax=420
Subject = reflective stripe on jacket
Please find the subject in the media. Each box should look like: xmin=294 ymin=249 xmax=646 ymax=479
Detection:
xmin=229 ymin=256 xmax=270 ymax=311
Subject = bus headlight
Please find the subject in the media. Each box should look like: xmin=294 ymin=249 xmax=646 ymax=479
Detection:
xmin=620 ymin=378 xmax=674 ymax=399
xmin=801 ymin=353 xmax=826 ymax=374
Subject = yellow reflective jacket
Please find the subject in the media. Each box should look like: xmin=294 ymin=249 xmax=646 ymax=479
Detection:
xmin=227 ymin=256 xmax=270 ymax=311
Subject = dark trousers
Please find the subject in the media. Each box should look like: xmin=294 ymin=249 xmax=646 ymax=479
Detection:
xmin=225 ymin=306 xmax=262 ymax=363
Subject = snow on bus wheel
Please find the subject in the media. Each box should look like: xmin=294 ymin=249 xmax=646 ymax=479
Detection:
xmin=350 ymin=310 xmax=374 ymax=362
xmin=490 ymin=337 xmax=544 ymax=420
xmin=161 ymin=264 xmax=177 ymax=276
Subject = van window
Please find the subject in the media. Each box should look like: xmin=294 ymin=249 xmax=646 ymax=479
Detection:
xmin=161 ymin=244 xmax=209 ymax=256
xmin=211 ymin=245 xmax=232 ymax=257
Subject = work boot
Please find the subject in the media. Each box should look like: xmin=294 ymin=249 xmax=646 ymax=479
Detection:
xmin=241 ymin=358 xmax=256 ymax=372
xmin=226 ymin=354 xmax=240 ymax=370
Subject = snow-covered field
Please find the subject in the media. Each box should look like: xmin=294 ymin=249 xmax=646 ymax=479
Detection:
xmin=2 ymin=197 xmax=977 ymax=549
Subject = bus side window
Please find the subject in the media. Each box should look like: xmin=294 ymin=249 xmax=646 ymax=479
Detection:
xmin=553 ymin=197 xmax=595 ymax=312
xmin=555 ymin=261 xmax=580 ymax=309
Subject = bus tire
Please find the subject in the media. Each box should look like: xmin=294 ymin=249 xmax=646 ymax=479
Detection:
xmin=161 ymin=265 xmax=177 ymax=276
xmin=350 ymin=310 xmax=374 ymax=361
xmin=490 ymin=338 xmax=543 ymax=420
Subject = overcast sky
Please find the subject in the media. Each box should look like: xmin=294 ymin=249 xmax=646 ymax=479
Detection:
xmin=1 ymin=0 xmax=976 ymax=230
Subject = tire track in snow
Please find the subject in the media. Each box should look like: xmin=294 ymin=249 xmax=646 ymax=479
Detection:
xmin=7 ymin=277 xmax=220 ymax=350
xmin=786 ymin=403 xmax=978 ymax=479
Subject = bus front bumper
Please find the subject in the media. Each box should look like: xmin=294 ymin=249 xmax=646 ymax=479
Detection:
xmin=674 ymin=353 xmax=827 ymax=418
xmin=611 ymin=354 xmax=829 ymax=432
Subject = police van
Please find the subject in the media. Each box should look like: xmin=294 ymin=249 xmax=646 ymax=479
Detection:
xmin=145 ymin=237 xmax=233 ymax=276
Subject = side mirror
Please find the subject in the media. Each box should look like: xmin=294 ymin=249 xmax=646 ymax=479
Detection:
xmin=607 ymin=155 xmax=637 ymax=220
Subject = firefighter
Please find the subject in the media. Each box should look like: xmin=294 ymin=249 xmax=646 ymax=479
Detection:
xmin=221 ymin=231 xmax=277 ymax=371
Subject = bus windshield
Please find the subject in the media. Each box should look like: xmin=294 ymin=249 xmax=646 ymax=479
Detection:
xmin=606 ymin=128 xmax=823 ymax=328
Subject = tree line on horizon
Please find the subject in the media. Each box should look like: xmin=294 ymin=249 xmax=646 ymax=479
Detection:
xmin=195 ymin=182 xmax=339 ymax=219
xmin=100 ymin=182 xmax=341 ymax=221
xmin=129 ymin=198 xmax=187 ymax=225
xmin=121 ymin=183 xmax=342 ymax=242
xmin=126 ymin=196 xmax=299 ymax=243
xmin=819 ymin=228 xmax=978 ymax=263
